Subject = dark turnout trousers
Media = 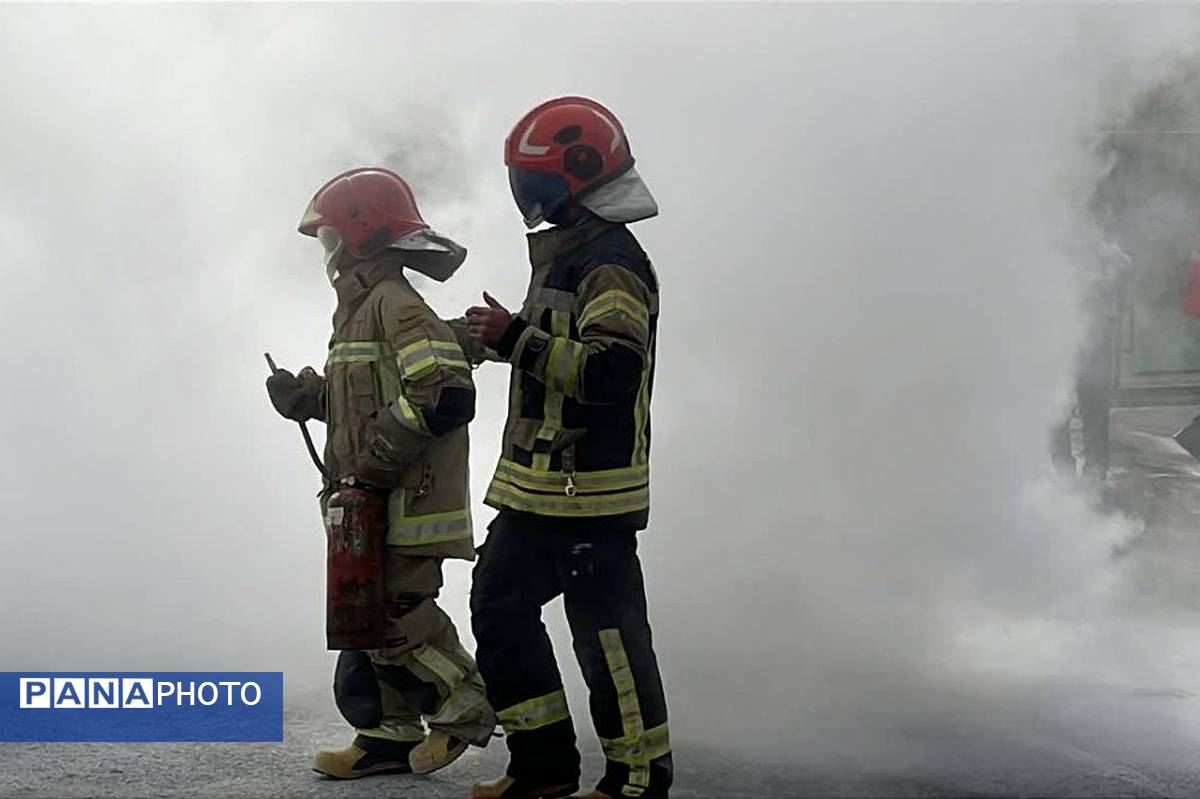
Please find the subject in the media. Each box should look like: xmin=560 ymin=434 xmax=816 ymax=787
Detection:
xmin=471 ymin=511 xmax=672 ymax=798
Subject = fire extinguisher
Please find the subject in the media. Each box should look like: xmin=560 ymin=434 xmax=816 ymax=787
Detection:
xmin=322 ymin=486 xmax=387 ymax=650
xmin=266 ymin=353 xmax=387 ymax=651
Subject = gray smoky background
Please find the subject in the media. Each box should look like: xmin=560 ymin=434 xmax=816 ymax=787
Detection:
xmin=4 ymin=0 xmax=1200 ymax=778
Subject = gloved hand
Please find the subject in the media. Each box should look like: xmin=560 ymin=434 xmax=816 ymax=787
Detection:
xmin=352 ymin=408 xmax=423 ymax=489
xmin=266 ymin=366 xmax=324 ymax=422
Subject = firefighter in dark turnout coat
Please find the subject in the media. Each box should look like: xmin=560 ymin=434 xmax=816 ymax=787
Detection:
xmin=463 ymin=98 xmax=672 ymax=799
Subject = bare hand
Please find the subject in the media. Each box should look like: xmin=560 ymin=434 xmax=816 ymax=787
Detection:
xmin=465 ymin=292 xmax=512 ymax=347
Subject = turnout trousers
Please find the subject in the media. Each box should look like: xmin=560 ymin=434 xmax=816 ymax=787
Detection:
xmin=337 ymin=552 xmax=495 ymax=747
xmin=471 ymin=511 xmax=672 ymax=798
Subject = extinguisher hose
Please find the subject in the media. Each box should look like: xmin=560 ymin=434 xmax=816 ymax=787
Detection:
xmin=265 ymin=352 xmax=332 ymax=481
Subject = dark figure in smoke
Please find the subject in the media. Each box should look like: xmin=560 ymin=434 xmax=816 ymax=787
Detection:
xmin=1051 ymin=240 xmax=1126 ymax=481
xmin=266 ymin=168 xmax=495 ymax=780
xmin=1056 ymin=65 xmax=1200 ymax=479
xmin=460 ymin=97 xmax=673 ymax=799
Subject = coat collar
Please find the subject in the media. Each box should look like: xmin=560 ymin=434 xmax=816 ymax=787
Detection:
xmin=526 ymin=216 xmax=619 ymax=268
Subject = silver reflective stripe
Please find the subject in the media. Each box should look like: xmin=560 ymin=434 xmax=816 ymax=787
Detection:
xmin=386 ymin=506 xmax=473 ymax=546
xmin=411 ymin=644 xmax=467 ymax=691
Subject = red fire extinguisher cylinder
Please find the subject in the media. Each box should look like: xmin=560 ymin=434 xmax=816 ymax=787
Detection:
xmin=323 ymin=487 xmax=387 ymax=650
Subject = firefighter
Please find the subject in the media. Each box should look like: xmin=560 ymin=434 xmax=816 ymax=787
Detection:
xmin=462 ymin=98 xmax=672 ymax=799
xmin=266 ymin=168 xmax=496 ymax=780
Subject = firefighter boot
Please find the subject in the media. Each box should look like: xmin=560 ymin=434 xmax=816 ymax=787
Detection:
xmin=409 ymin=730 xmax=468 ymax=774
xmin=312 ymin=734 xmax=417 ymax=779
xmin=470 ymin=775 xmax=580 ymax=799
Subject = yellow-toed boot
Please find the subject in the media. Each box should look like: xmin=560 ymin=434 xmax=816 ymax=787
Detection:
xmin=409 ymin=730 xmax=469 ymax=774
xmin=312 ymin=734 xmax=417 ymax=780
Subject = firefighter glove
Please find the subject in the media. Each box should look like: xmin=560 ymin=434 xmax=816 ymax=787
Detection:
xmin=266 ymin=366 xmax=325 ymax=422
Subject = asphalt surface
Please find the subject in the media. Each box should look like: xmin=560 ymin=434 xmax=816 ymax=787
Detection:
xmin=4 ymin=407 xmax=1200 ymax=798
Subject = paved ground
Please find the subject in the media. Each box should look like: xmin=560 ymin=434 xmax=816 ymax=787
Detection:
xmin=5 ymin=701 xmax=1200 ymax=798
xmin=4 ymin=408 xmax=1200 ymax=798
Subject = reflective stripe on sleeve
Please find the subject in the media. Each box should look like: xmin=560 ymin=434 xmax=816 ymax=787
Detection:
xmin=496 ymin=689 xmax=571 ymax=733
xmin=396 ymin=338 xmax=471 ymax=381
xmin=578 ymin=289 xmax=649 ymax=334
xmin=388 ymin=395 xmax=430 ymax=436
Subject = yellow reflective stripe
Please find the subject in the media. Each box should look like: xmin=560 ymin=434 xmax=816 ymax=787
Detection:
xmin=390 ymin=395 xmax=429 ymax=435
xmin=599 ymin=629 xmax=644 ymax=739
xmin=497 ymin=689 xmax=571 ymax=733
xmin=386 ymin=503 xmax=473 ymax=546
xmin=599 ymin=629 xmax=650 ymax=791
xmin=532 ymin=310 xmax=572 ymax=471
xmin=328 ymin=341 xmax=387 ymax=364
xmin=632 ymin=346 xmax=653 ymax=465
xmin=378 ymin=355 xmax=402 ymax=402
xmin=494 ymin=459 xmax=648 ymax=493
xmin=579 ymin=290 xmax=649 ymax=333
xmin=543 ymin=337 xmax=584 ymax=397
xmin=356 ymin=722 xmax=427 ymax=743
xmin=411 ymin=643 xmax=467 ymax=691
xmin=599 ymin=722 xmax=671 ymax=767
xmin=396 ymin=338 xmax=471 ymax=381
xmin=485 ymin=479 xmax=648 ymax=517
xmin=427 ymin=681 xmax=487 ymax=727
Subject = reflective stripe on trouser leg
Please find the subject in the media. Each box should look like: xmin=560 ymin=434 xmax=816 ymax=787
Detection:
xmin=598 ymin=628 xmax=669 ymax=797
xmin=497 ymin=688 xmax=572 ymax=733
xmin=403 ymin=629 xmax=497 ymax=746
xmin=358 ymin=680 xmax=427 ymax=743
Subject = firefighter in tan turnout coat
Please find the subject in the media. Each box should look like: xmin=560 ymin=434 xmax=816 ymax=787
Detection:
xmin=266 ymin=168 xmax=495 ymax=780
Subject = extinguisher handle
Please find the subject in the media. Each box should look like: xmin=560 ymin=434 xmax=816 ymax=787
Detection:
xmin=264 ymin=351 xmax=331 ymax=481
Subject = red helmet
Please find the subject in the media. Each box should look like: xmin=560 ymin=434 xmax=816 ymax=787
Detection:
xmin=505 ymin=96 xmax=635 ymax=227
xmin=298 ymin=168 xmax=427 ymax=258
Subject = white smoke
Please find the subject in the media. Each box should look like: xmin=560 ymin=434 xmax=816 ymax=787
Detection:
xmin=2 ymin=2 xmax=1200 ymax=785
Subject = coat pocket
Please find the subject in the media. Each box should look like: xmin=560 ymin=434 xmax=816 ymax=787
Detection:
xmin=345 ymin=361 xmax=379 ymax=416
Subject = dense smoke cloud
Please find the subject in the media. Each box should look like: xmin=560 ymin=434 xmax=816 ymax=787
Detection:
xmin=3 ymin=2 xmax=1200 ymax=777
